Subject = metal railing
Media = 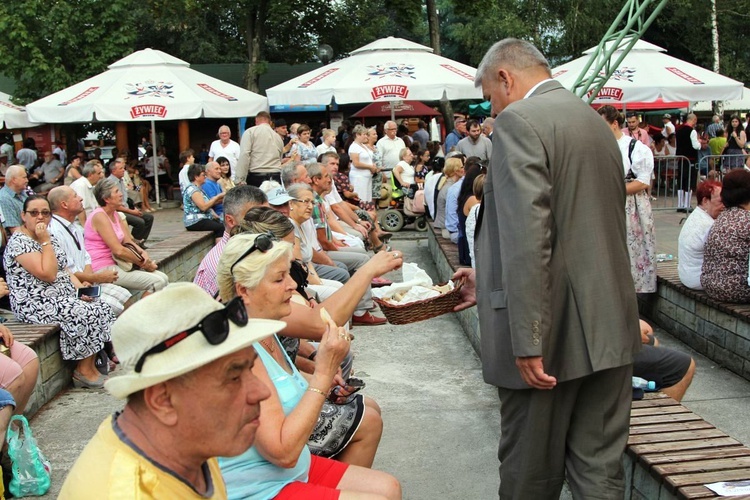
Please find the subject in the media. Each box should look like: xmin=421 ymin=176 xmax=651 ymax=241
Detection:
xmin=650 ymin=155 xmax=694 ymax=211
xmin=696 ymin=154 xmax=747 ymax=177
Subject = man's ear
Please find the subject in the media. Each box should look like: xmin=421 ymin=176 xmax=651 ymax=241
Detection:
xmin=224 ymin=214 xmax=235 ymax=228
xmin=142 ymin=383 xmax=179 ymax=426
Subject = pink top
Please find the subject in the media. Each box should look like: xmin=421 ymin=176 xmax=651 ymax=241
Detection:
xmin=84 ymin=207 xmax=123 ymax=270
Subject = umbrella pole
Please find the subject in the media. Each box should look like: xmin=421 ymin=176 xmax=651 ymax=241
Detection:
xmin=152 ymin=120 xmax=160 ymax=209
xmin=390 ymin=102 xmax=395 ymax=121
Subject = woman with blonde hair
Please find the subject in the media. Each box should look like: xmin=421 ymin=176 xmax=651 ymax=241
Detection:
xmin=433 ymin=157 xmax=464 ymax=231
xmin=216 ymin=233 xmax=401 ymax=499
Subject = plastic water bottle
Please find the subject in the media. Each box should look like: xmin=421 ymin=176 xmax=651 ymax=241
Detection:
xmin=656 ymin=253 xmax=674 ymax=263
xmin=632 ymin=376 xmax=656 ymax=391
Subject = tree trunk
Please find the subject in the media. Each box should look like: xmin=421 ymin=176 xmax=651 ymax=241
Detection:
xmin=243 ymin=0 xmax=269 ymax=94
xmin=710 ymin=0 xmax=722 ymax=116
xmin=426 ymin=0 xmax=440 ymax=56
xmin=426 ymin=0 xmax=453 ymax=138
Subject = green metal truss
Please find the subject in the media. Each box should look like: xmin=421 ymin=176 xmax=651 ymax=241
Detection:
xmin=572 ymin=0 xmax=669 ymax=104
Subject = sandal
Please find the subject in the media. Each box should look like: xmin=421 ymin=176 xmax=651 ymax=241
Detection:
xmin=373 ymin=244 xmax=392 ymax=253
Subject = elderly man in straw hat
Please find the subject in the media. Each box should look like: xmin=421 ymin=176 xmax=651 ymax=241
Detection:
xmin=59 ymin=282 xmax=284 ymax=499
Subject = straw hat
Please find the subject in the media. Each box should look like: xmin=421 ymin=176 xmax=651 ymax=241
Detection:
xmin=105 ymin=282 xmax=284 ymax=399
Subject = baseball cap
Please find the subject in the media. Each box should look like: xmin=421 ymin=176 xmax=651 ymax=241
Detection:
xmin=663 ymin=114 xmax=671 ymax=119
xmin=259 ymin=180 xmax=294 ymax=205
xmin=105 ymin=282 xmax=284 ymax=399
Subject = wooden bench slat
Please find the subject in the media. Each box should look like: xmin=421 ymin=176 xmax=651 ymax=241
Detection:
xmin=667 ymin=467 xmax=750 ymax=489
xmin=629 ymin=421 xmax=715 ymax=436
xmin=629 ymin=437 xmax=742 ymax=456
xmin=639 ymin=446 xmax=750 ymax=467
xmin=630 ymin=413 xmax=704 ymax=426
xmin=631 ymin=395 xmax=680 ymax=409
xmin=677 ymin=484 xmax=725 ymax=499
xmin=628 ymin=429 xmax=727 ymax=445
xmin=655 ymin=456 xmax=750 ymax=476
xmin=631 ymin=405 xmax=693 ymax=417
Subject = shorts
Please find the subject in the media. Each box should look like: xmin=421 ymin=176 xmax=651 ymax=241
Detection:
xmin=634 ymin=344 xmax=692 ymax=389
xmin=0 ymin=341 xmax=38 ymax=388
xmin=274 ymin=455 xmax=349 ymax=500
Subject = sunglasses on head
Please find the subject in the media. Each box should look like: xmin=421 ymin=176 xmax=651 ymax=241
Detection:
xmin=229 ymin=233 xmax=278 ymax=275
xmin=134 ymin=296 xmax=248 ymax=373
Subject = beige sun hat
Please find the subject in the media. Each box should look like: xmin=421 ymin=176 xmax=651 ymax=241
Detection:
xmin=105 ymin=282 xmax=284 ymax=399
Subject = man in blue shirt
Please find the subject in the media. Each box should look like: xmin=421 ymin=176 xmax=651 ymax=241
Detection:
xmin=0 ymin=165 xmax=29 ymax=234
xmin=443 ymin=117 xmax=467 ymax=153
xmin=443 ymin=174 xmax=464 ymax=243
xmin=202 ymin=161 xmax=224 ymax=217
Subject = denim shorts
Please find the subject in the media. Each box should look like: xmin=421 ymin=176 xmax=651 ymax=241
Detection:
xmin=0 ymin=388 xmax=15 ymax=410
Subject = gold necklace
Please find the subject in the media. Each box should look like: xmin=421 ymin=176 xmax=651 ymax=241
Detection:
xmin=260 ymin=338 xmax=276 ymax=353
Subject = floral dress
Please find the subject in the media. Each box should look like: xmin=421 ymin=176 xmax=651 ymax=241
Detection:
xmin=701 ymin=207 xmax=750 ymax=302
xmin=3 ymin=232 xmax=114 ymax=361
xmin=370 ymin=145 xmax=383 ymax=200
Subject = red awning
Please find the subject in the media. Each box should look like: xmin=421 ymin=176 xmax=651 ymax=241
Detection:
xmin=351 ymin=100 xmax=441 ymax=118
xmin=590 ymin=99 xmax=689 ymax=111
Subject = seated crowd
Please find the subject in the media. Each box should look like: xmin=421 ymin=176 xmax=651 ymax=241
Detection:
xmin=7 ymin=111 xmax=742 ymax=498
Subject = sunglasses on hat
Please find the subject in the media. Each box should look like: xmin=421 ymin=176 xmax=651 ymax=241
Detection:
xmin=134 ymin=296 xmax=248 ymax=373
xmin=229 ymin=233 xmax=278 ymax=274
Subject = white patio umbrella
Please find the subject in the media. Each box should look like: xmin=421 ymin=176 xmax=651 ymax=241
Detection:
xmin=552 ymin=38 xmax=743 ymax=104
xmin=27 ymin=48 xmax=268 ymax=204
xmin=0 ymin=92 xmax=38 ymax=129
xmin=266 ymin=37 xmax=482 ymax=117
xmin=693 ymin=87 xmax=750 ymax=112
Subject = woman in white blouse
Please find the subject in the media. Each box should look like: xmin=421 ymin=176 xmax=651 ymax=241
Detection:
xmin=599 ymin=105 xmax=656 ymax=293
xmin=347 ymin=125 xmax=380 ymax=212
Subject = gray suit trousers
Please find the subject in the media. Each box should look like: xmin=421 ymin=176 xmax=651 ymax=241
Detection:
xmin=497 ymin=364 xmax=632 ymax=500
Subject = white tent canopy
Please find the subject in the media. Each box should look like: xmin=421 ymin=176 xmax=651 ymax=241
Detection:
xmin=26 ymin=48 xmax=268 ymax=204
xmin=266 ymin=37 xmax=482 ymax=106
xmin=26 ymin=48 xmax=268 ymax=123
xmin=0 ymin=92 xmax=38 ymax=129
xmin=552 ymin=38 xmax=744 ymax=104
xmin=693 ymin=88 xmax=750 ymax=113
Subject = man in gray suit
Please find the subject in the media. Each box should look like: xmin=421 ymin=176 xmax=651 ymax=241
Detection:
xmin=454 ymin=39 xmax=641 ymax=499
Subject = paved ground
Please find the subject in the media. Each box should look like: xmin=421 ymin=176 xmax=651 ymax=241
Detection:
xmin=27 ymin=206 xmax=750 ymax=499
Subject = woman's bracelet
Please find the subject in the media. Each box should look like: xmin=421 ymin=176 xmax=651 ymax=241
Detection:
xmin=307 ymin=387 xmax=326 ymax=397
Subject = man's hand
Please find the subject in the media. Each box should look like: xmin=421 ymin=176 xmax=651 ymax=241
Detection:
xmin=516 ymin=357 xmax=557 ymax=390
xmin=354 ymin=224 xmax=368 ymax=239
xmin=95 ymin=269 xmax=119 ymax=283
xmin=452 ymin=268 xmax=476 ymax=311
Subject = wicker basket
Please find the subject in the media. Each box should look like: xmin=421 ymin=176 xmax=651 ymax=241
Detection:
xmin=373 ymin=277 xmax=466 ymax=325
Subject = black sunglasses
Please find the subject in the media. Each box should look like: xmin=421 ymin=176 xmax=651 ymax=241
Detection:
xmin=134 ymin=296 xmax=248 ymax=373
xmin=229 ymin=233 xmax=278 ymax=275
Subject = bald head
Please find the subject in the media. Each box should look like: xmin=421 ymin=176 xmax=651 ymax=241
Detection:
xmin=48 ymin=186 xmax=74 ymax=211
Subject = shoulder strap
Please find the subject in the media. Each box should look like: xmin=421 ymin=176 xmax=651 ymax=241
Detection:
xmin=628 ymin=139 xmax=637 ymax=165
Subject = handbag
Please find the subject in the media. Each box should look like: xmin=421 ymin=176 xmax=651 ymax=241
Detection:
xmin=113 ymin=242 xmax=145 ymax=272
xmin=6 ymin=415 xmax=51 ymax=497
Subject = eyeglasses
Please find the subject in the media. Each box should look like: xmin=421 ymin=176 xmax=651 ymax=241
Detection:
xmin=134 ymin=296 xmax=248 ymax=373
xmin=25 ymin=210 xmax=51 ymax=218
xmin=291 ymin=198 xmax=314 ymax=206
xmin=229 ymin=233 xmax=278 ymax=274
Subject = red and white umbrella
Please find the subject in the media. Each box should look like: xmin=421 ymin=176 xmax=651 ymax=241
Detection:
xmin=26 ymin=48 xmax=268 ymax=203
xmin=266 ymin=37 xmax=482 ymax=108
xmin=552 ymin=38 xmax=743 ymax=104
xmin=0 ymin=92 xmax=38 ymax=129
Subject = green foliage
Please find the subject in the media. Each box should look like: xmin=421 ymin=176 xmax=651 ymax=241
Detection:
xmin=0 ymin=0 xmax=139 ymax=103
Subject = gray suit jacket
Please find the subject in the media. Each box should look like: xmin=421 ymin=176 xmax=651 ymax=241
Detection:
xmin=475 ymin=80 xmax=640 ymax=389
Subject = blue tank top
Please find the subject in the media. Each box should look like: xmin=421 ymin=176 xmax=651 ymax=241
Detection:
xmin=219 ymin=337 xmax=311 ymax=500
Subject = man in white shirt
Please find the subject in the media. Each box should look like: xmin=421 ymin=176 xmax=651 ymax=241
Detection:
xmin=70 ymin=160 xmax=105 ymax=224
xmin=662 ymin=113 xmax=676 ymax=138
xmin=375 ymin=121 xmax=405 ymax=171
xmin=678 ymin=180 xmax=724 ymax=289
xmin=208 ymin=125 xmax=241 ymax=176
xmin=48 ymin=186 xmax=132 ymax=315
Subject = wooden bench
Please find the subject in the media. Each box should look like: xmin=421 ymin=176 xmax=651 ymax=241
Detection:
xmin=639 ymin=261 xmax=750 ymax=383
xmin=0 ymin=319 xmax=65 ymax=417
xmin=627 ymin=393 xmax=750 ymax=499
xmin=425 ymin=221 xmax=750 ymax=498
xmin=0 ymin=228 xmax=214 ymax=417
